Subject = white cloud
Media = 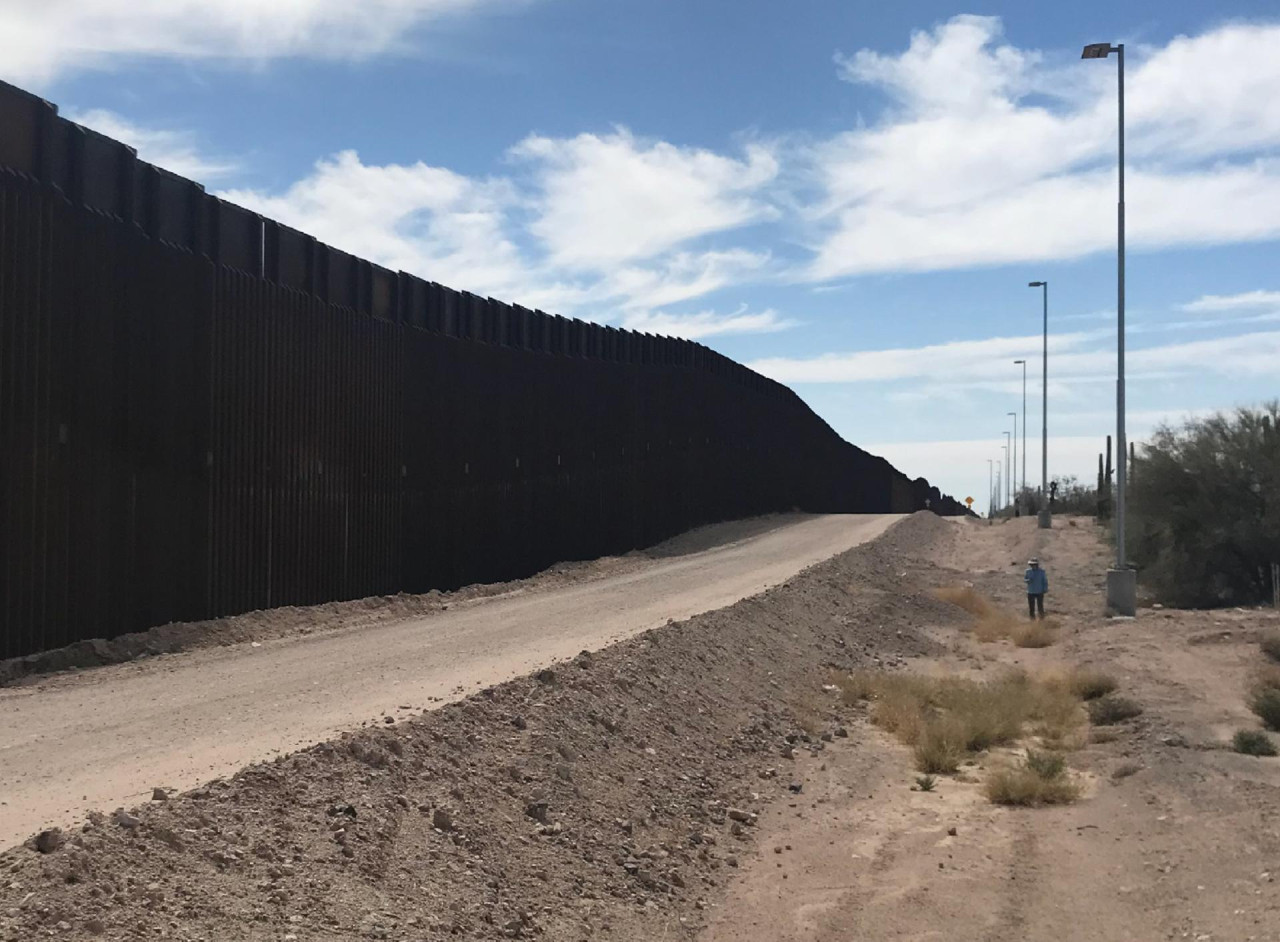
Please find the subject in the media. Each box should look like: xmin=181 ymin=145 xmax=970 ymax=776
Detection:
xmin=0 ymin=0 xmax=505 ymax=84
xmin=67 ymin=108 xmax=237 ymax=180
xmin=619 ymin=306 xmax=793 ymax=341
xmin=219 ymin=149 xmax=779 ymax=337
xmin=750 ymin=329 xmax=1280 ymax=389
xmin=808 ymin=18 xmax=1280 ymax=280
xmin=1181 ymin=289 xmax=1280 ymax=312
xmin=512 ymin=129 xmax=779 ymax=269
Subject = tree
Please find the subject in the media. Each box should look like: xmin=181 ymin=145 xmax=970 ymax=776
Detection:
xmin=1129 ymin=403 xmax=1280 ymax=607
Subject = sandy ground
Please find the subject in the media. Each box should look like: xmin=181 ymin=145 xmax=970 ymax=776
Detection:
xmin=0 ymin=512 xmax=899 ymax=850
xmin=699 ymin=516 xmax=1280 ymax=942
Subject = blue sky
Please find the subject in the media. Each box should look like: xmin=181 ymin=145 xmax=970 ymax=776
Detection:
xmin=5 ymin=0 xmax=1279 ymax=510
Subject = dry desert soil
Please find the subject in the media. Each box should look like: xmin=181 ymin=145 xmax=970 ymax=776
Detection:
xmin=2 ymin=512 xmax=1279 ymax=941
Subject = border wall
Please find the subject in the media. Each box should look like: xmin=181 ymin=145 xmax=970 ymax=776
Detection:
xmin=0 ymin=80 xmax=965 ymax=660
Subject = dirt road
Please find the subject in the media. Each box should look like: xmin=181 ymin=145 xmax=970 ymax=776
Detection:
xmin=700 ymin=516 xmax=1280 ymax=942
xmin=0 ymin=512 xmax=899 ymax=849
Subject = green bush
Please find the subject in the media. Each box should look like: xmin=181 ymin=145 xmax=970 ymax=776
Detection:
xmin=1232 ymin=729 xmax=1277 ymax=756
xmin=1129 ymin=403 xmax=1280 ymax=608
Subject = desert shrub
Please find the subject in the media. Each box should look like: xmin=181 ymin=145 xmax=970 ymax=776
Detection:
xmin=1261 ymin=631 xmax=1280 ymax=663
xmin=1024 ymin=749 xmax=1066 ymax=779
xmin=985 ymin=761 xmax=1079 ymax=806
xmin=1087 ymin=696 xmax=1143 ymax=725
xmin=1232 ymin=729 xmax=1277 ymax=756
xmin=932 ymin=587 xmax=1054 ymax=646
xmin=1249 ymin=687 xmax=1280 ymax=731
xmin=1068 ymin=669 xmax=1118 ymax=701
xmin=1129 ymin=403 xmax=1280 ymax=607
xmin=1011 ymin=622 xmax=1054 ymax=648
xmin=915 ymin=774 xmax=937 ymax=792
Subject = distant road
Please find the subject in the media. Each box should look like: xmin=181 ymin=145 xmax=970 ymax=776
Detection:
xmin=0 ymin=512 xmax=901 ymax=848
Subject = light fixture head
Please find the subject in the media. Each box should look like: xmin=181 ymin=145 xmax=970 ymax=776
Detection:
xmin=1013 ymin=359 xmax=1026 ymax=364
xmin=1081 ymin=42 xmax=1115 ymax=59
xmin=1028 ymin=281 xmax=1045 ymax=287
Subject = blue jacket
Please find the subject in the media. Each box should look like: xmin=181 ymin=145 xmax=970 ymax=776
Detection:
xmin=1025 ymin=566 xmax=1048 ymax=595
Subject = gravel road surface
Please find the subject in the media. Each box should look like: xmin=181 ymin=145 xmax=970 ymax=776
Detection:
xmin=0 ymin=512 xmax=899 ymax=849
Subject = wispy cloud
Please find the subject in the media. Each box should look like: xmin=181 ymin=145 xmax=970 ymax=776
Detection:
xmin=750 ymin=329 xmax=1280 ymax=389
xmin=66 ymin=109 xmax=238 ymax=180
xmin=619 ymin=306 xmax=794 ymax=341
xmin=1181 ymin=289 xmax=1280 ymax=312
xmin=0 ymin=0 xmax=511 ymax=84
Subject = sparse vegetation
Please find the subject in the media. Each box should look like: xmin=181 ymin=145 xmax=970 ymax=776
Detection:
xmin=834 ymin=669 xmax=1087 ymax=773
xmin=1087 ymin=695 xmax=1144 ymax=725
xmin=932 ymin=586 xmax=1056 ymax=647
xmin=1024 ymin=748 xmax=1066 ymax=779
xmin=1249 ymin=687 xmax=1280 ymax=732
xmin=915 ymin=774 xmax=937 ymax=792
xmin=1261 ymin=631 xmax=1280 ymax=664
xmin=1011 ymin=622 xmax=1054 ymax=648
xmin=1068 ymin=668 xmax=1118 ymax=701
xmin=985 ymin=752 xmax=1080 ymax=806
xmin=1232 ymin=729 xmax=1277 ymax=756
xmin=1110 ymin=761 xmax=1142 ymax=780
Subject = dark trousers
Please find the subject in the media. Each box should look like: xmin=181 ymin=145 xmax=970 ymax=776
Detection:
xmin=1027 ymin=593 xmax=1045 ymax=619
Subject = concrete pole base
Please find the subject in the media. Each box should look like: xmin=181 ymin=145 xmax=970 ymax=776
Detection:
xmin=1037 ymin=510 xmax=1052 ymax=529
xmin=1106 ymin=568 xmax=1137 ymax=617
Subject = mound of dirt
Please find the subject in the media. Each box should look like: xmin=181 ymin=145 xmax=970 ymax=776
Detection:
xmin=0 ymin=514 xmax=956 ymax=942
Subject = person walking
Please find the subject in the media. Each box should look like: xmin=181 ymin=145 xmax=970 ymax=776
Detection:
xmin=1025 ymin=558 xmax=1048 ymax=619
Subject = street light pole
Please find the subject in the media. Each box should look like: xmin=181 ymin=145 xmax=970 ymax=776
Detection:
xmin=988 ymin=459 xmax=994 ymax=518
xmin=1013 ymin=359 xmax=1027 ymax=512
xmin=998 ymin=437 xmax=1008 ymax=511
xmin=1008 ymin=411 xmax=1018 ymax=513
xmin=1001 ymin=441 xmax=1009 ymax=510
xmin=1028 ymin=281 xmax=1049 ymax=527
xmin=1083 ymin=40 xmax=1135 ymax=616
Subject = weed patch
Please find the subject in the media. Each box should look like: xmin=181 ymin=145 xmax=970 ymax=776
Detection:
xmin=1068 ymin=669 xmax=1118 ymax=701
xmin=1261 ymin=631 xmax=1280 ymax=663
xmin=1087 ymin=696 xmax=1143 ymax=725
xmin=933 ymin=585 xmax=1056 ymax=647
xmin=1249 ymin=687 xmax=1280 ymax=732
xmin=1232 ymin=729 xmax=1277 ymax=756
xmin=985 ymin=752 xmax=1080 ymax=806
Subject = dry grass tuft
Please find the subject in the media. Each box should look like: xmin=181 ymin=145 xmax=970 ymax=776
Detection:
xmin=1087 ymin=695 xmax=1144 ymax=726
xmin=1260 ymin=630 xmax=1280 ymax=663
xmin=931 ymin=585 xmax=993 ymax=617
xmin=933 ymin=585 xmax=1056 ymax=647
xmin=985 ymin=754 xmax=1080 ymax=806
xmin=1232 ymin=729 xmax=1277 ymax=756
xmin=1067 ymin=668 xmax=1118 ymax=701
xmin=1011 ymin=622 xmax=1055 ymax=648
xmin=833 ymin=669 xmax=1085 ymax=772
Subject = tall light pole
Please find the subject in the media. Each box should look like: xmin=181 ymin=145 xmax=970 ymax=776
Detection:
xmin=1007 ymin=411 xmax=1018 ymax=513
xmin=1083 ymin=40 xmax=1135 ymax=616
xmin=1028 ymin=281 xmax=1049 ymax=528
xmin=998 ymin=442 xmax=1008 ymax=511
xmin=1013 ymin=359 xmax=1027 ymax=512
xmin=1001 ymin=442 xmax=1009 ymax=510
xmin=988 ymin=459 xmax=994 ymax=518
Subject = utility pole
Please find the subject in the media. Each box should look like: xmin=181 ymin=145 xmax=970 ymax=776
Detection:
xmin=1083 ymin=40 xmax=1135 ymax=615
xmin=1008 ymin=412 xmax=1018 ymax=513
xmin=1014 ymin=359 xmax=1027 ymax=511
xmin=1028 ymin=281 xmax=1049 ymax=527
